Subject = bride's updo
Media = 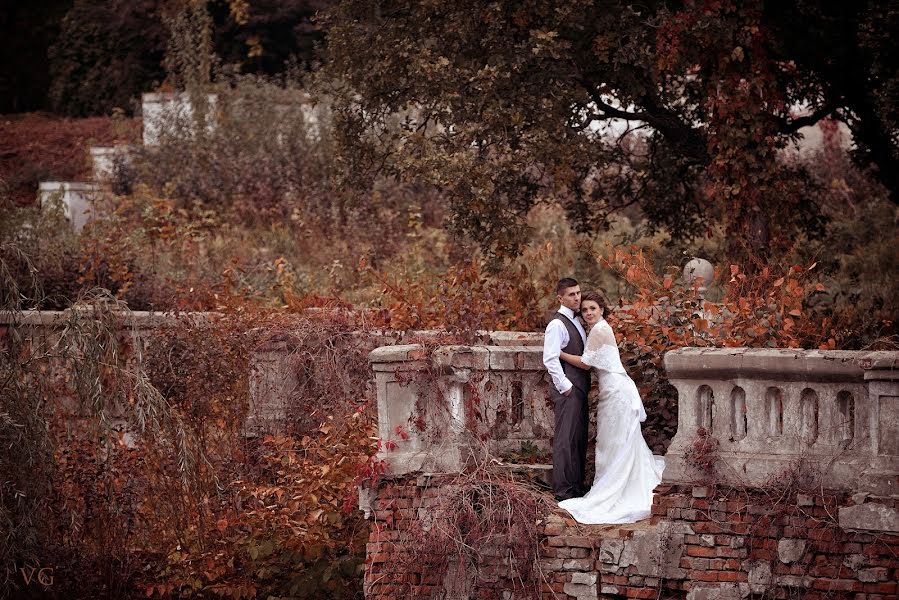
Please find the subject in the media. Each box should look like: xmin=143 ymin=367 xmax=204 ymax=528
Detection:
xmin=581 ymin=290 xmax=611 ymax=318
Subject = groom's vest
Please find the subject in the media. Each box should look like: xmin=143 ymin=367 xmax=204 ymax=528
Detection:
xmin=553 ymin=312 xmax=591 ymax=395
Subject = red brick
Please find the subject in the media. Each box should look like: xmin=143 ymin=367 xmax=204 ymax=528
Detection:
xmin=693 ymin=521 xmax=724 ymax=534
xmin=716 ymin=547 xmax=747 ymax=558
xmin=544 ymin=523 xmax=564 ymax=535
xmin=690 ymin=571 xmax=719 ymax=582
xmin=717 ymin=571 xmax=748 ymax=582
xmin=684 ymin=534 xmax=702 ymax=545
xmin=812 ymin=579 xmax=858 ymax=592
xmin=808 ymin=528 xmax=836 ymax=541
xmin=686 ymin=546 xmax=716 ymax=557
xmin=625 ymin=588 xmax=658 ymax=598
xmin=863 ymin=583 xmax=898 ymax=595
xmin=809 ymin=565 xmax=840 ymax=578
xmin=547 ymin=537 xmax=566 ymax=547
xmin=561 ymin=536 xmax=595 ymax=548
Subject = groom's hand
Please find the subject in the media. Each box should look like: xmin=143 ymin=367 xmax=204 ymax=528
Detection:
xmin=562 ymin=388 xmax=572 ymax=396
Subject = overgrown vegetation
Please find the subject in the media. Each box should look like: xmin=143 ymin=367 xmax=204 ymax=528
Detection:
xmin=0 ymin=274 xmax=380 ymax=598
xmin=1 ymin=1 xmax=898 ymax=597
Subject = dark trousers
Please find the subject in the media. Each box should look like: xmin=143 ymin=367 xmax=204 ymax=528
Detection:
xmin=551 ymin=385 xmax=589 ymax=500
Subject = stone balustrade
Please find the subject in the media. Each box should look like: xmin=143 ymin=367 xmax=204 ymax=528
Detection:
xmin=369 ymin=339 xmax=548 ymax=475
xmin=371 ymin=343 xmax=899 ymax=495
xmin=664 ymin=348 xmax=899 ymax=495
xmin=7 ymin=309 xmax=897 ymax=496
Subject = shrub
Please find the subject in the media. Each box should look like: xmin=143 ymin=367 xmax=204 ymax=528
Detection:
xmin=0 ymin=286 xmax=378 ymax=598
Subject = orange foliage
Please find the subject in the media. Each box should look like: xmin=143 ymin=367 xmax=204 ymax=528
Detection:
xmin=601 ymin=246 xmax=856 ymax=452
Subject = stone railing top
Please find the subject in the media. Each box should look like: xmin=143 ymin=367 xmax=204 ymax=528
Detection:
xmin=38 ymin=181 xmax=100 ymax=192
xmin=664 ymin=347 xmax=899 ymax=382
xmin=369 ymin=343 xmax=545 ymax=372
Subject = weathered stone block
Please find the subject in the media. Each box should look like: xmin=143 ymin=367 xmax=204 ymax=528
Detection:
xmin=560 ymin=558 xmax=590 ymax=571
xmin=598 ymin=539 xmax=624 ymax=564
xmin=776 ymin=575 xmax=811 ymax=588
xmin=838 ymin=502 xmax=899 ymax=533
xmin=618 ymin=522 xmax=686 ymax=579
xmin=600 ymin=585 xmax=619 ymax=595
xmin=748 ymin=562 xmax=772 ymax=593
xmin=562 ymin=581 xmax=597 ymax=599
xmin=570 ymin=572 xmax=596 ymax=585
xmin=857 ymin=567 xmax=889 ymax=582
xmin=686 ymin=583 xmax=748 ymax=600
xmin=777 ymin=539 xmax=806 ymax=563
xmin=796 ymin=494 xmax=814 ymax=506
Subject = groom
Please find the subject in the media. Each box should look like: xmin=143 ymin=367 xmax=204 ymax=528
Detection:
xmin=542 ymin=277 xmax=591 ymax=501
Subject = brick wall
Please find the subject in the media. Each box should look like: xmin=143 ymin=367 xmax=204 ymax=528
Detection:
xmin=363 ymin=478 xmax=899 ymax=599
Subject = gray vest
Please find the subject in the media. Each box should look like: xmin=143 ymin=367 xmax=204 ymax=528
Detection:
xmin=553 ymin=312 xmax=591 ymax=395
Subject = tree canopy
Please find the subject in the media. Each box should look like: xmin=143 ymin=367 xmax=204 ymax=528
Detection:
xmin=323 ymin=0 xmax=899 ymax=261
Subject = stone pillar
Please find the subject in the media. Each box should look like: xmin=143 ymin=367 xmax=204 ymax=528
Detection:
xmin=39 ymin=182 xmax=101 ymax=232
xmin=142 ymin=92 xmax=218 ymax=146
xmin=683 ymin=257 xmax=714 ymax=297
xmin=90 ymin=145 xmax=133 ymax=187
xmin=860 ymin=352 xmax=899 ymax=496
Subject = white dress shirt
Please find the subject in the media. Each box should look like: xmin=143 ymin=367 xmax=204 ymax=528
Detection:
xmin=543 ymin=305 xmax=588 ymax=394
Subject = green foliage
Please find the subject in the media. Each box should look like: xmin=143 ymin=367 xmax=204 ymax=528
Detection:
xmin=43 ymin=0 xmax=334 ymax=117
xmin=322 ymin=0 xmax=899 ymax=261
xmin=0 ymin=195 xmax=81 ymax=308
xmin=48 ymin=0 xmax=168 ymax=116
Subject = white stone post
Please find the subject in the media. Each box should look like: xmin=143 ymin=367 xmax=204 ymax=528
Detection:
xmin=38 ymin=182 xmax=101 ymax=232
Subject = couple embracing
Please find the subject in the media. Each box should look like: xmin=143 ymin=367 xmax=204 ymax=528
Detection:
xmin=542 ymin=278 xmax=665 ymax=525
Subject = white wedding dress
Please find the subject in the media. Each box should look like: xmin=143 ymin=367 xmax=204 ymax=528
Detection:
xmin=558 ymin=319 xmax=665 ymax=524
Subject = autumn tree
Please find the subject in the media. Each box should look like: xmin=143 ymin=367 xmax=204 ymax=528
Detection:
xmin=322 ymin=0 xmax=899 ymax=263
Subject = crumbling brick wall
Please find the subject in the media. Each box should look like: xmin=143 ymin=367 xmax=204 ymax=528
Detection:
xmin=364 ymin=479 xmax=899 ymax=599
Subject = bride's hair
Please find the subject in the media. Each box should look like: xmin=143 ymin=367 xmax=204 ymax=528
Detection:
xmin=581 ymin=290 xmax=611 ymax=318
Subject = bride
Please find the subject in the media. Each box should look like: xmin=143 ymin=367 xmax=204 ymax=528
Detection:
xmin=557 ymin=290 xmax=665 ymax=524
